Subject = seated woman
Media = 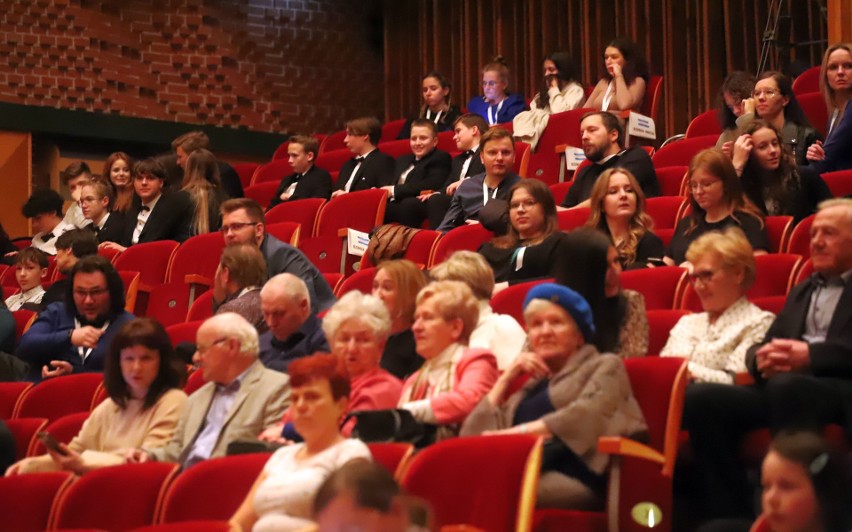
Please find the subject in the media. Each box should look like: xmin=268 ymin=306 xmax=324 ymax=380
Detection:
xmin=584 ymin=37 xmax=648 ymax=112
xmin=466 ymin=56 xmax=526 ymax=126
xmin=479 ymin=179 xmax=569 ymax=284
xmin=430 ymin=251 xmax=527 ymax=370
xmin=557 ymin=227 xmax=649 ymax=359
xmin=181 ymin=148 xmax=225 ymax=235
xmin=513 ymin=51 xmax=585 ymax=149
xmin=461 ymin=283 xmax=647 ymax=510
xmin=5 ymin=318 xmax=186 ymax=475
xmin=807 ymin=43 xmax=852 ymax=173
xmin=103 ymin=152 xmax=134 ymax=214
xmin=586 ymin=167 xmax=665 ymax=269
xmin=230 ymin=354 xmax=371 ymax=532
xmin=716 ymin=71 xmax=756 ymax=148
xmin=372 ymin=260 xmax=428 ymax=380
xmin=396 ymin=71 xmax=462 ymax=140
xmin=398 ymin=281 xmax=499 ymax=440
xmin=733 ymin=120 xmax=831 ymax=223
xmin=660 ymin=229 xmax=774 ymax=384
xmin=732 ymin=71 xmax=821 ymax=166
xmin=664 ymin=148 xmax=768 ymax=266
xmin=258 ymin=291 xmax=403 ymax=441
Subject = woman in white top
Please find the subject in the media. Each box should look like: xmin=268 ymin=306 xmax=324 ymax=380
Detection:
xmin=230 ymin=353 xmax=371 ymax=532
xmin=661 ymin=228 xmax=774 ymax=383
xmin=584 ymin=37 xmax=648 ymax=113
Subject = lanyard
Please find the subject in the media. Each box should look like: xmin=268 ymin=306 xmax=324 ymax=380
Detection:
xmin=487 ymin=99 xmax=505 ymax=125
xmin=426 ymin=109 xmax=443 ymax=124
xmin=73 ymin=319 xmax=110 ymax=363
xmin=602 ymin=81 xmax=615 ymax=111
xmin=482 ymin=182 xmax=498 ymax=205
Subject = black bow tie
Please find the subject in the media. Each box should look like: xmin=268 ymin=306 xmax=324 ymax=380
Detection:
xmin=89 ymin=225 xmax=99 ymax=234
xmin=355 ymin=156 xmax=365 ymax=163
xmin=141 ymin=205 xmax=151 ymax=212
xmin=40 ymin=232 xmax=54 ymax=242
xmin=464 ymin=150 xmax=474 ymax=158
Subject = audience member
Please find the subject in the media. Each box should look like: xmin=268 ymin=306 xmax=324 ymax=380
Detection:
xmin=22 ymin=188 xmax=75 ymax=255
xmin=665 ymin=149 xmax=768 ymax=265
xmin=660 ymin=229 xmax=774 ymax=382
xmin=229 ymin=353 xmax=371 ymax=531
xmin=103 ymin=152 xmax=135 ymax=213
xmin=332 ymin=117 xmax=395 ymax=197
xmin=807 ymin=43 xmax=852 ymax=173
xmin=382 ymin=118 xmax=452 ymax=227
xmin=586 ymin=167 xmax=665 ymax=269
xmin=181 ymin=148 xmax=225 ymax=235
xmin=466 ymin=56 xmax=526 ymax=126
xmin=584 ymin=37 xmax=648 ymax=112
xmin=268 ymin=135 xmax=332 ymax=209
xmin=212 ymin=243 xmax=268 ymax=334
xmin=734 ymin=120 xmax=831 ymax=223
xmin=513 ymin=51 xmax=585 ymax=148
xmin=0 ymin=222 xmax=17 ymax=258
xmin=126 ymin=313 xmax=290 ymax=468
xmin=372 ymin=259 xmax=428 ymax=380
xmin=17 ymin=255 xmax=133 ymax=380
xmin=561 ymin=111 xmax=659 ymax=209
xmin=0 ymin=302 xmax=14 ymax=355
xmin=172 ymin=130 xmax=244 ymax=199
xmin=41 ymin=229 xmax=99 ymax=307
xmin=430 ymin=251 xmax=526 ymax=370
xmin=558 ymin=228 xmax=649 ymax=358
xmin=6 ymin=318 xmax=186 ymax=475
xmin=5 ymin=247 xmax=48 ymax=311
xmin=80 ymin=180 xmax=126 ymax=244
xmin=258 ymin=273 xmax=329 ymax=373
xmin=436 ymin=127 xmax=521 ymax=231
xmin=716 ymin=71 xmax=756 ymax=148
xmin=462 ymin=283 xmax=647 ymax=510
xmin=60 ymin=161 xmax=93 ymax=230
xmin=396 ymin=71 xmax=462 ymax=140
xmin=682 ymin=198 xmax=852 ymax=522
xmin=220 ymin=198 xmax=335 ymax=314
xmin=398 ymin=281 xmax=499 ymax=440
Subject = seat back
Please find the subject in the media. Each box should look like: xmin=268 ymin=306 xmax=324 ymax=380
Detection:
xmin=231 ymin=162 xmax=261 ymax=190
xmin=5 ymin=417 xmax=47 ymax=460
xmin=820 ymin=169 xmax=852 ymax=198
xmin=685 ymin=110 xmax=722 ymax=138
xmin=271 ymin=140 xmax=290 ymax=161
xmin=645 ymin=196 xmax=686 ymax=230
xmin=400 ymin=435 xmax=542 ymax=532
xmin=30 ymin=411 xmax=89 ymax=456
xmin=651 ymin=135 xmax=717 ymax=168
xmin=0 ymin=471 xmax=72 ymax=531
xmin=316 ymin=188 xmax=388 ymax=236
xmin=266 ymin=222 xmax=301 ymax=247
xmin=791 ymin=66 xmax=821 ymax=95
xmin=378 ymin=139 xmax=413 ymax=159
xmin=114 ymin=240 xmax=179 ymax=287
xmin=489 ymin=279 xmax=551 ymax=328
xmin=527 ymin=108 xmax=596 ymax=185
xmin=646 ymin=309 xmax=691 ymax=357
xmin=653 ymin=166 xmax=689 ymax=196
xmin=243 ymin=182 xmax=280 ymax=209
xmin=548 ymin=181 xmax=573 ymax=206
xmin=786 ymin=214 xmax=815 ymax=258
xmin=118 ymin=270 xmax=141 ymax=313
xmin=335 ymin=266 xmax=377 ymax=297
xmin=428 ymin=224 xmax=494 ymax=268
xmin=793 ymin=258 xmax=814 ymax=287
xmin=642 ymin=75 xmax=664 ymax=123
xmin=12 ymin=309 xmax=36 ymax=348
xmin=368 ymin=442 xmax=414 ymax=478
xmin=158 ymin=453 xmax=269 ymax=523
xmin=266 ymin=198 xmax=325 ymax=237
xmin=186 ymin=290 xmax=215 ymax=323
xmin=251 ymin=159 xmax=295 ymax=186
xmin=53 ymin=462 xmax=178 ymax=530
xmin=319 ymin=129 xmax=347 ymax=153
xmin=436 ymin=130 xmax=456 ymax=153
xmin=315 ymin=148 xmax=355 ymax=181
xmin=380 ymin=119 xmax=407 ymax=143
xmin=557 ymin=207 xmax=591 ymax=231
xmin=167 ymin=232 xmax=226 ymax=284
xmin=166 ymin=319 xmax=205 ymax=349
xmin=184 ymin=367 xmax=208 ymax=395
xmin=620 ymin=266 xmax=687 ymax=310
xmin=98 ymin=245 xmax=122 ymax=263
xmin=14 ymin=373 xmax=104 ymax=423
xmin=765 ymin=215 xmax=793 ymax=253
xmin=513 ymin=141 xmax=531 ymax=178
xmin=797 ymin=92 xmax=829 ymax=138
xmin=144 ymin=282 xmax=193 ymax=328
xmin=750 ymin=253 xmax=802 ymax=298
xmin=0 ymin=381 xmax=30 ymax=419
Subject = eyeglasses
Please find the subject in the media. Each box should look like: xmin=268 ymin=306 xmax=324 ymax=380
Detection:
xmin=481 ymin=80 xmax=498 ymax=87
xmin=509 ymin=199 xmax=538 ymax=210
xmin=752 ymin=89 xmax=779 ymax=98
xmin=219 ymin=222 xmax=258 ymax=234
xmin=687 ymin=270 xmax=717 ymax=285
xmin=73 ymin=287 xmax=109 ymax=298
xmin=196 ymin=337 xmax=230 ymax=354
xmin=688 ymin=180 xmax=721 ymax=192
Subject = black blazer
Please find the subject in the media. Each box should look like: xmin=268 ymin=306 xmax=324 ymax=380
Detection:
xmin=334 ymin=149 xmax=395 ymax=193
xmin=121 ymin=190 xmax=193 ymax=246
xmin=89 ymin=211 xmax=127 ymax=244
xmin=218 ymin=161 xmax=245 ymax=199
xmin=268 ymin=165 xmax=333 ymax=209
xmin=442 ymin=148 xmax=486 ymax=190
xmin=391 ymin=149 xmax=452 ymax=201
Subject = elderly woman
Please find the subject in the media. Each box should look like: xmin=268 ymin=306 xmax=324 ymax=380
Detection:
xmin=259 ymin=291 xmax=403 ymax=441
xmin=661 ymin=229 xmax=774 ymax=384
xmin=398 ymin=281 xmax=499 ymax=440
xmin=230 ymin=354 xmax=372 ymax=532
xmin=430 ymin=250 xmax=527 ymax=370
xmin=462 ymin=283 xmax=647 ymax=510
xmin=6 ymin=318 xmax=186 ymax=476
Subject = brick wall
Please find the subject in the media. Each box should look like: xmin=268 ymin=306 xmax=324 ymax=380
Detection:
xmin=0 ymin=0 xmax=385 ymax=135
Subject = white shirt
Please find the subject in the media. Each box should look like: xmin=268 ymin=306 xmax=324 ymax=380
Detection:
xmin=93 ymin=212 xmax=110 ymax=231
xmin=32 ymin=220 xmax=76 ymax=255
xmin=63 ymin=203 xmax=91 ymax=230
xmin=470 ymin=301 xmax=527 ymax=370
xmin=132 ymin=194 xmax=162 ymax=245
xmin=5 ymin=285 xmax=46 ymax=311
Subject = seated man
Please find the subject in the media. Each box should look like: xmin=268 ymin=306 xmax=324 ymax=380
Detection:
xmin=126 ymin=313 xmax=290 ymax=468
xmin=220 ymin=198 xmax=335 ymax=314
xmin=560 ymin=111 xmax=659 ymax=209
xmin=268 ymin=135 xmax=332 ymax=209
xmin=173 ymin=130 xmax=244 ymax=199
xmin=212 ymin=243 xmax=268 ymax=334
xmin=436 ymin=127 xmax=521 ymax=232
xmin=332 ymin=117 xmax=395 ymax=198
xmin=41 ymin=229 xmax=99 ymax=307
xmin=80 ymin=180 xmax=126 ymax=244
xmin=16 ymin=255 xmax=134 ymax=381
xmin=382 ymin=118 xmax=452 ymax=227
xmin=259 ymin=273 xmax=329 ymax=373
xmin=22 ymin=189 xmax=76 ymax=255
xmin=5 ymin=247 xmax=48 ymax=311
xmin=683 ymin=198 xmax=852 ymax=523
xmin=60 ymin=161 xmax=93 ymax=230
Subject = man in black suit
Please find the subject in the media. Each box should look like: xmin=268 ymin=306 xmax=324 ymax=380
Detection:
xmin=331 ymin=117 xmax=395 ymax=197
xmin=382 ymin=119 xmax=451 ymax=227
xmin=79 ymin=180 xmax=125 ymax=244
xmin=268 ymin=135 xmax=332 ymax=210
xmin=173 ymin=130 xmax=244 ymax=199
xmin=682 ymin=198 xmax=852 ymax=524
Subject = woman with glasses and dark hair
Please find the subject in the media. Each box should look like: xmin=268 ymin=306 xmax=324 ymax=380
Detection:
xmin=467 ymin=56 xmax=526 ymax=126
xmin=6 ymin=318 xmax=186 ymax=475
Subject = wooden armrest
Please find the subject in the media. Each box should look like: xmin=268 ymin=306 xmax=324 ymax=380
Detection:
xmin=137 ymin=282 xmax=153 ymax=294
xmin=184 ymin=274 xmax=212 ymax=287
xmin=597 ymin=436 xmax=665 ymax=465
xmin=337 ymin=228 xmax=348 ymax=238
xmin=555 ymin=144 xmax=568 ymax=153
xmin=735 ymin=372 xmax=755 ymax=386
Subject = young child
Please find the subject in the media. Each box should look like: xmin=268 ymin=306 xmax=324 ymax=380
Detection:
xmin=5 ymin=247 xmax=49 ymax=311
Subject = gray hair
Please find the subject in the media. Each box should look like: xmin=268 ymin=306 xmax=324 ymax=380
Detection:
xmin=261 ymin=272 xmax=310 ymax=307
xmin=322 ymin=291 xmax=392 ymax=342
xmin=818 ymin=198 xmax=852 ymax=226
xmin=202 ymin=313 xmax=259 ymax=358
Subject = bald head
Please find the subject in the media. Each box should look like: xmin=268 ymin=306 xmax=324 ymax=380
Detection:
xmin=261 ymin=273 xmax=311 ymax=341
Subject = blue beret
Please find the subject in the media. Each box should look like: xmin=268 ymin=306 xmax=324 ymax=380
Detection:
xmin=523 ymin=283 xmax=596 ymax=342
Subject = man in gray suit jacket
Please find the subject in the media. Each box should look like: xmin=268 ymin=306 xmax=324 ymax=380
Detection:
xmin=125 ymin=313 xmax=290 ymax=468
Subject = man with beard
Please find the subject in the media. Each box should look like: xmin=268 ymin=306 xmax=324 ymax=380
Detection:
xmin=17 ymin=255 xmax=134 ymax=380
xmin=560 ymin=111 xmax=659 ymax=209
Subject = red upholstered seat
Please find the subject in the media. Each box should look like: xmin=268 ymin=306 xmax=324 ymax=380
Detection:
xmin=11 ymin=309 xmax=36 ymax=349
xmin=266 ymin=198 xmax=325 ymax=237
xmin=166 ymin=320 xmax=204 ymax=348
xmin=335 ymin=266 xmax=377 ymax=297
xmin=184 ymin=367 xmax=207 ymax=395
xmin=685 ymin=110 xmax=722 ymax=138
xmin=400 ymin=434 xmax=542 ymax=531
xmin=792 ymin=66 xmax=820 ymax=95
xmin=5 ymin=417 xmax=47 ymax=460
xmin=654 ymin=166 xmax=689 ymax=196
xmin=265 ymin=221 xmax=301 ymax=247
xmin=765 ymin=215 xmax=793 ymax=253
xmin=642 ymin=75 xmax=664 ymax=124
xmin=820 ymin=169 xmax=852 ymax=198
xmin=620 ymin=266 xmax=687 ymax=310
xmin=797 ymin=92 xmax=829 ymax=138
xmin=145 ymin=282 xmax=193 ymax=328
xmin=113 ymin=240 xmax=179 ymax=287
xmin=98 ymin=245 xmax=123 ymax=263
xmin=231 ymin=162 xmax=261 ymax=190
xmin=244 ymin=181 xmax=280 ymax=209
xmin=186 ymin=290 xmax=215 ymax=322
xmin=380 ymin=119 xmax=407 ymax=144
xmin=157 ymin=453 xmax=269 ymax=524
xmin=271 ymin=140 xmax=290 ymax=161
xmin=251 ymin=158 xmax=294 ymax=186
xmin=52 ymin=462 xmax=179 ymax=530
xmin=651 ymin=135 xmax=717 ymax=168
xmin=428 ymin=224 xmax=494 ymax=268
xmin=750 ymin=295 xmax=787 ymax=314
xmin=322 ymin=273 xmax=345 ymax=296
xmin=378 ymin=138 xmax=413 ymax=159
xmin=786 ymin=214 xmax=814 ymax=258
xmin=514 ymin=140 xmax=531 ymax=178
xmin=29 ymin=411 xmax=89 ymax=456
xmin=645 ymin=196 xmax=686 ymax=230
xmin=14 ymin=373 xmax=103 ymax=424
xmin=0 ymin=381 xmax=30 ymax=419
xmin=793 ymin=258 xmax=813 ymax=286
xmin=557 ymin=206 xmax=591 ymax=231
xmin=319 ymin=129 xmax=347 ymax=153
xmin=367 ymin=442 xmax=414 ymax=477
xmin=489 ymin=279 xmax=552 ymax=329
xmin=527 ymin=108 xmax=596 ymax=185
xmin=646 ymin=309 xmax=691 ymax=356
xmin=0 ymin=471 xmax=72 ymax=531
xmin=315 ymin=148 xmax=355 ymax=181
xmin=548 ymin=181 xmax=573 ymax=206
xmin=168 ymin=232 xmax=226 ymax=285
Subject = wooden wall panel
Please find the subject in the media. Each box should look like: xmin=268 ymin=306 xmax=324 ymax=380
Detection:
xmin=383 ymin=0 xmax=829 ymax=141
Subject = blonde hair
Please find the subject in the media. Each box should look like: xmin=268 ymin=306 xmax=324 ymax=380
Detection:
xmin=375 ymin=260 xmax=427 ymax=324
xmin=429 ymin=250 xmax=494 ymax=301
xmin=415 ymin=281 xmax=479 ymax=344
xmin=685 ymin=227 xmax=756 ymax=290
xmin=182 ymin=148 xmax=221 ymax=235
xmin=819 ymin=43 xmax=852 ymax=115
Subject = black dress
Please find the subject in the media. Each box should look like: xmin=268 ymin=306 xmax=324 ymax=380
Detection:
xmin=381 ymin=329 xmax=423 ymax=380
xmin=478 ymin=232 xmax=571 ymax=284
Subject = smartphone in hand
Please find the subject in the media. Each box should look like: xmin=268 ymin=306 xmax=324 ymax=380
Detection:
xmin=37 ymin=431 xmax=69 ymax=456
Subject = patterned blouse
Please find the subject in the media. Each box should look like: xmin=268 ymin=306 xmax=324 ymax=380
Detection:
xmin=616 ymin=289 xmax=650 ymax=359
